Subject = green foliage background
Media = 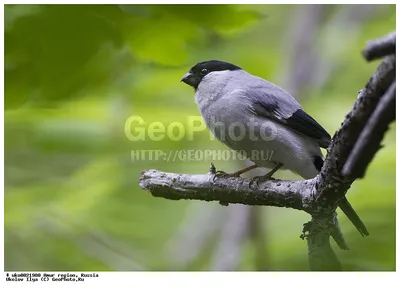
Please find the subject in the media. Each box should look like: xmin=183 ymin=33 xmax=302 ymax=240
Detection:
xmin=4 ymin=4 xmax=396 ymax=271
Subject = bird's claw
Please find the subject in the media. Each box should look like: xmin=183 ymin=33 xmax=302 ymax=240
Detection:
xmin=209 ymin=163 xmax=217 ymax=174
xmin=216 ymin=170 xmax=241 ymax=177
xmin=249 ymin=173 xmax=275 ymax=189
xmin=212 ymin=170 xmax=241 ymax=182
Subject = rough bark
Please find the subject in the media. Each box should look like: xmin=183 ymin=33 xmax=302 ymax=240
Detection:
xmin=139 ymin=169 xmax=315 ymax=213
xmin=342 ymin=81 xmax=396 ymax=178
xmin=363 ymin=31 xmax=396 ymax=61
xmin=315 ymin=55 xmax=395 ymax=211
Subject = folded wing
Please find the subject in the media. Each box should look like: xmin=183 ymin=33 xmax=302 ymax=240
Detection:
xmin=244 ymin=83 xmax=331 ymax=149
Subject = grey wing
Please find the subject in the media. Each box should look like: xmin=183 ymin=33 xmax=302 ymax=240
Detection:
xmin=245 ymin=84 xmax=332 ymax=149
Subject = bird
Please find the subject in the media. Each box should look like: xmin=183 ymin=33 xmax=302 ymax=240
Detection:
xmin=181 ymin=59 xmax=369 ymax=237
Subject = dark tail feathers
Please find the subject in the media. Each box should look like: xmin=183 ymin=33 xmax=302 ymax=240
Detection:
xmin=339 ymin=197 xmax=369 ymax=236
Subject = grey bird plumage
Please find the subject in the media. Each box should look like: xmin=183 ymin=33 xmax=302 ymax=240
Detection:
xmin=181 ymin=60 xmax=368 ymax=237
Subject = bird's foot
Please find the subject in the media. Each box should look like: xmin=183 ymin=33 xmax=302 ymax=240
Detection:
xmin=212 ymin=170 xmax=242 ymax=182
xmin=249 ymin=163 xmax=283 ymax=189
xmin=209 ymin=163 xmax=243 ymax=181
xmin=209 ymin=163 xmax=259 ymax=182
xmin=249 ymin=172 xmax=275 ymax=189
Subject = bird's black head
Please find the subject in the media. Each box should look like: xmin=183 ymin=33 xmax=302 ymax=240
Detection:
xmin=181 ymin=60 xmax=241 ymax=89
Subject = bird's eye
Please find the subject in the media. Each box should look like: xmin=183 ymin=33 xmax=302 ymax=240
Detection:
xmin=200 ymin=69 xmax=208 ymax=75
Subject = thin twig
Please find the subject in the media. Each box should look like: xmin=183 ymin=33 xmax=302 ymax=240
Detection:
xmin=342 ymin=81 xmax=396 ymax=178
xmin=362 ymin=31 xmax=396 ymax=61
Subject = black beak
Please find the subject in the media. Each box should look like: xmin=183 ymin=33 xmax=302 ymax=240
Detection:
xmin=181 ymin=72 xmax=192 ymax=85
xmin=181 ymin=72 xmax=200 ymax=89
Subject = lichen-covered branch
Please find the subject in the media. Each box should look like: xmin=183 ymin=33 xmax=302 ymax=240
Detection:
xmin=139 ymin=169 xmax=316 ymax=213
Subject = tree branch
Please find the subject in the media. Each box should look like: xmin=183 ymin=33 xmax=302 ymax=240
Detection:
xmin=303 ymin=214 xmax=344 ymax=271
xmin=362 ymin=31 xmax=396 ymax=61
xmin=342 ymin=81 xmax=396 ymax=178
xmin=139 ymin=169 xmax=315 ymax=213
xmin=316 ymin=55 xmax=395 ymax=210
